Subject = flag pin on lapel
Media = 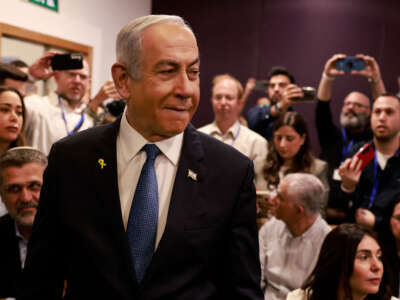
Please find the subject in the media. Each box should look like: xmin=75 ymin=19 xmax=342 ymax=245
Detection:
xmin=187 ymin=169 xmax=197 ymax=181
xmin=98 ymin=158 xmax=107 ymax=169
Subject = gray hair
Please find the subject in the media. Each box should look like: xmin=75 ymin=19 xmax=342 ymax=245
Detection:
xmin=0 ymin=147 xmax=47 ymax=187
xmin=116 ymin=14 xmax=193 ymax=80
xmin=281 ymin=173 xmax=325 ymax=216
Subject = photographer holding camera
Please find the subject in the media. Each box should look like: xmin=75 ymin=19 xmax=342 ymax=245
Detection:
xmin=246 ymin=66 xmax=304 ymax=140
xmin=315 ymin=53 xmax=386 ymax=223
xmin=24 ymin=52 xmax=120 ymax=155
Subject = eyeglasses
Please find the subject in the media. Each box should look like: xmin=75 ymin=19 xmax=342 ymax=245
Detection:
xmin=343 ymin=101 xmax=369 ymax=109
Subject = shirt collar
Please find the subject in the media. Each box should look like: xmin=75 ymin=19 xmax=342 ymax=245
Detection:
xmin=119 ymin=110 xmax=183 ymax=166
xmin=14 ymin=222 xmax=28 ymax=242
xmin=211 ymin=120 xmax=240 ymax=137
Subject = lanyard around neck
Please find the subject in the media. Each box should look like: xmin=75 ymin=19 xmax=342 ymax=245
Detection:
xmin=58 ymin=96 xmax=85 ymax=136
xmin=368 ymin=149 xmax=379 ymax=209
xmin=341 ymin=128 xmax=354 ymax=161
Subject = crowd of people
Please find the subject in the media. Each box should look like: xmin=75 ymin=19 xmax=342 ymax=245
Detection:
xmin=0 ymin=13 xmax=398 ymax=300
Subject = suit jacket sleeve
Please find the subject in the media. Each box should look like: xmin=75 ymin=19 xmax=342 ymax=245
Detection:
xmin=226 ymin=159 xmax=265 ymax=299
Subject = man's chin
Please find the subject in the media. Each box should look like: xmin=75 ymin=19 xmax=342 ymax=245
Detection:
xmin=15 ymin=213 xmax=35 ymax=227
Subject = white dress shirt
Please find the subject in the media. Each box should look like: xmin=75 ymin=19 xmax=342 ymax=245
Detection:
xmin=24 ymin=92 xmax=94 ymax=155
xmin=117 ymin=112 xmax=183 ymax=248
xmin=198 ymin=121 xmax=268 ymax=184
xmin=258 ymin=216 xmax=331 ymax=300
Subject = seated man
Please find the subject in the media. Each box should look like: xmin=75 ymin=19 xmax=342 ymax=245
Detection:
xmin=315 ymin=54 xmax=386 ymax=223
xmin=0 ymin=147 xmax=47 ymax=299
xmin=258 ymin=173 xmax=331 ymax=300
xmin=198 ymin=74 xmax=268 ymax=183
xmin=246 ymin=66 xmax=303 ymax=140
xmin=339 ymin=94 xmax=400 ymax=232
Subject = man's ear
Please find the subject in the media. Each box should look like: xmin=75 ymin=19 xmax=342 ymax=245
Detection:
xmin=111 ymin=62 xmax=131 ymax=99
xmin=296 ymin=204 xmax=304 ymax=214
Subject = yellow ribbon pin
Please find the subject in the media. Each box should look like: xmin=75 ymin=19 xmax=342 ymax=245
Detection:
xmin=98 ymin=158 xmax=106 ymax=169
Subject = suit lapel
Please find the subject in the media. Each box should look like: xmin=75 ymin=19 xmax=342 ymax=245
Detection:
xmin=91 ymin=118 xmax=139 ymax=285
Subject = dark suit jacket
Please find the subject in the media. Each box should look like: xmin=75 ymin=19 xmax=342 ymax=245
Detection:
xmin=0 ymin=214 xmax=22 ymax=298
xmin=18 ymin=120 xmax=264 ymax=300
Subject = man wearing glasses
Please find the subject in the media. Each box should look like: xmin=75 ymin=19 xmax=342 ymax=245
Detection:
xmin=315 ymin=53 xmax=386 ymax=223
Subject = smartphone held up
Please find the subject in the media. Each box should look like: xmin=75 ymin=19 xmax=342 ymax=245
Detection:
xmin=336 ymin=56 xmax=366 ymax=72
xmin=51 ymin=53 xmax=84 ymax=71
xmin=354 ymin=143 xmax=374 ymax=170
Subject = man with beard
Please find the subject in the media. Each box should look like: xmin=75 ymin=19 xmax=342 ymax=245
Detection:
xmin=23 ymin=53 xmax=120 ymax=155
xmin=0 ymin=147 xmax=47 ymax=298
xmin=246 ymin=66 xmax=303 ymax=140
xmin=315 ymin=54 xmax=386 ymax=223
xmin=339 ymin=94 xmax=400 ymax=232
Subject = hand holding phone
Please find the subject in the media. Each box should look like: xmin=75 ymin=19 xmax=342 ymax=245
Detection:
xmin=291 ymin=86 xmax=316 ymax=102
xmin=354 ymin=143 xmax=374 ymax=170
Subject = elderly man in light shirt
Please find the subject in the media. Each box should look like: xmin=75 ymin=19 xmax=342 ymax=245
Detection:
xmin=258 ymin=173 xmax=331 ymax=300
xmin=198 ymin=74 xmax=268 ymax=183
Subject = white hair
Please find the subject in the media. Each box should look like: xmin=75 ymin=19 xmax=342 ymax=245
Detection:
xmin=281 ymin=173 xmax=325 ymax=216
xmin=116 ymin=15 xmax=193 ymax=80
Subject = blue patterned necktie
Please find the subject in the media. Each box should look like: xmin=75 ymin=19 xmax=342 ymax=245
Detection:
xmin=127 ymin=144 xmax=161 ymax=283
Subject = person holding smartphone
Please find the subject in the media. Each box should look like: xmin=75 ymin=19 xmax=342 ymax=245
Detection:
xmin=315 ymin=54 xmax=386 ymax=224
xmin=246 ymin=66 xmax=303 ymax=141
xmin=338 ymin=94 xmax=400 ymax=233
xmin=23 ymin=53 xmax=120 ymax=155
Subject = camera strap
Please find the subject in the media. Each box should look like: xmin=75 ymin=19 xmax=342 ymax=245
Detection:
xmin=58 ymin=96 xmax=85 ymax=136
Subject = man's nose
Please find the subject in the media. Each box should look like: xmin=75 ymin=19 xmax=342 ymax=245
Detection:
xmin=72 ymin=73 xmax=82 ymax=83
xmin=19 ymin=187 xmax=33 ymax=202
xmin=175 ymin=72 xmax=195 ymax=99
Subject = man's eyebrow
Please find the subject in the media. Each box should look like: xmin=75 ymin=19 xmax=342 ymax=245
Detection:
xmin=154 ymin=57 xmax=200 ymax=69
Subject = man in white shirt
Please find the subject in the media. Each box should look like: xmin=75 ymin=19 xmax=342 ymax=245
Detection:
xmin=198 ymin=74 xmax=268 ymax=182
xmin=24 ymin=54 xmax=120 ymax=155
xmin=259 ymin=173 xmax=331 ymax=300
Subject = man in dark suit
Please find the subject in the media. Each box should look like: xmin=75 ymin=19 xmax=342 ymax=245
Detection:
xmin=0 ymin=147 xmax=47 ymax=298
xmin=18 ymin=15 xmax=264 ymax=299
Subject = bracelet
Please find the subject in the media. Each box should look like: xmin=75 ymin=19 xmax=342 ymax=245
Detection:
xmin=368 ymin=77 xmax=381 ymax=84
xmin=322 ymin=72 xmax=334 ymax=81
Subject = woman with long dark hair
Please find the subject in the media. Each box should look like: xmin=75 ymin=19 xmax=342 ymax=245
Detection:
xmin=255 ymin=111 xmax=328 ymax=216
xmin=287 ymin=223 xmax=396 ymax=300
xmin=0 ymin=87 xmax=26 ymax=215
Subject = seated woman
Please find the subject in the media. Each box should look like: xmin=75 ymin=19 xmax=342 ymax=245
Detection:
xmin=287 ymin=223 xmax=397 ymax=300
xmin=255 ymin=111 xmax=329 ymax=217
xmin=380 ymin=193 xmax=400 ymax=297
xmin=0 ymin=87 xmax=26 ymax=215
